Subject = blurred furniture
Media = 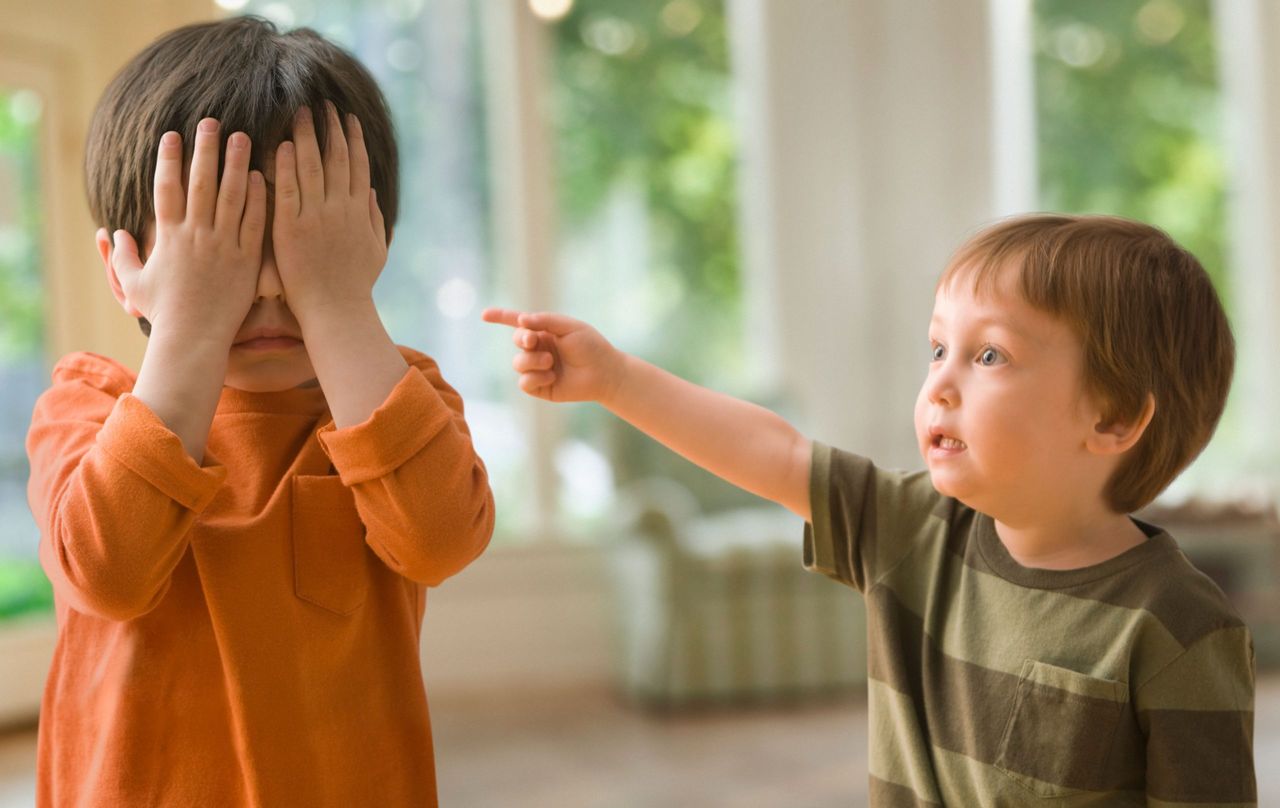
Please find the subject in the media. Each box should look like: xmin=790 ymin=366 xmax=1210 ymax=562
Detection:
xmin=610 ymin=478 xmax=865 ymax=706
xmin=1139 ymin=498 xmax=1280 ymax=667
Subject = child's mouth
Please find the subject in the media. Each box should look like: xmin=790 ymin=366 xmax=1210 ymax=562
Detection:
xmin=931 ymin=434 xmax=967 ymax=452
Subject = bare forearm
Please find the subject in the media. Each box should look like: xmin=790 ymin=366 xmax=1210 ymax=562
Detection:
xmin=131 ymin=333 xmax=230 ymax=464
xmin=602 ymin=353 xmax=811 ymax=519
xmin=300 ymin=299 xmax=409 ymax=429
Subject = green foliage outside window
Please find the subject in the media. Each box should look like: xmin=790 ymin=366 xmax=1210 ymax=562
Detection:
xmin=549 ymin=0 xmax=740 ymax=383
xmin=547 ymin=0 xmax=755 ymax=517
xmin=0 ymin=89 xmax=45 ymax=361
xmin=1034 ymin=0 xmax=1227 ymax=305
xmin=0 ymin=88 xmax=51 ymax=622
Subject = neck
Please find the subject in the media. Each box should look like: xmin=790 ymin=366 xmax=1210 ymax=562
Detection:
xmin=993 ymin=506 xmax=1147 ymax=570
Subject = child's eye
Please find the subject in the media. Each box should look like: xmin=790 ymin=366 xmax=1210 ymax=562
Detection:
xmin=977 ymin=347 xmax=1006 ymax=366
xmin=930 ymin=343 xmax=945 ymax=362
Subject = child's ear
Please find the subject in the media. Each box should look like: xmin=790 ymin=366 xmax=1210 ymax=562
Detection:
xmin=95 ymin=227 xmax=142 ymax=318
xmin=1087 ymin=393 xmax=1156 ymax=456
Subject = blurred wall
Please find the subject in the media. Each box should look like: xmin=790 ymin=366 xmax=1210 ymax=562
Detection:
xmin=731 ymin=0 xmax=1009 ymax=469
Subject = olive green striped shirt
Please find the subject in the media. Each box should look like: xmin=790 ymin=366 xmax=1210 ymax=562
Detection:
xmin=803 ymin=443 xmax=1256 ymax=806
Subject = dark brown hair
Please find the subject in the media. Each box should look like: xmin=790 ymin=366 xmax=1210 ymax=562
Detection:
xmin=84 ymin=16 xmax=399 ymax=334
xmin=939 ymin=214 xmax=1235 ymax=513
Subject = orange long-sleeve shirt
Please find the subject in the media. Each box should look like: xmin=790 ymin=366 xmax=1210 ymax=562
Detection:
xmin=25 ymin=346 xmax=494 ymax=808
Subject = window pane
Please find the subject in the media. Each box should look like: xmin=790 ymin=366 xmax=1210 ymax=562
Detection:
xmin=236 ymin=0 xmax=534 ymax=541
xmin=1034 ymin=0 xmax=1225 ymax=295
xmin=0 ymin=87 xmax=52 ymax=620
xmin=1032 ymin=0 xmax=1241 ymax=493
xmin=546 ymin=0 xmax=752 ymax=539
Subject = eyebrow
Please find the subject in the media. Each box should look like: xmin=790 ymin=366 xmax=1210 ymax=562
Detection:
xmin=928 ymin=312 xmax=1036 ymax=344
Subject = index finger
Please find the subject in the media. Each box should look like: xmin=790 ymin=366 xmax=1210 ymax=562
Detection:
xmin=481 ymin=307 xmax=524 ymax=328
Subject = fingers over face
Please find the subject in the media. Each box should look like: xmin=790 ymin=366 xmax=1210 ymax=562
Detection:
xmin=187 ymin=118 xmax=221 ymax=223
xmin=347 ymin=113 xmax=371 ymax=198
xmin=214 ymin=132 xmax=251 ymax=234
xmin=241 ymin=170 xmax=267 ymax=252
xmin=322 ymin=101 xmax=349 ymax=199
xmin=153 ymin=131 xmax=185 ymax=225
xmin=292 ymin=105 xmax=324 ymax=203
xmin=274 ymin=141 xmax=300 ymax=218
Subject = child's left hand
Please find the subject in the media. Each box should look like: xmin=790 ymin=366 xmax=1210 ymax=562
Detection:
xmin=272 ymin=101 xmax=387 ymax=328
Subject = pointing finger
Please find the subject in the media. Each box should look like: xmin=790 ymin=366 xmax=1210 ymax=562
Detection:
xmin=516 ymin=311 xmax=584 ymax=337
xmin=482 ymin=307 xmax=524 ymax=328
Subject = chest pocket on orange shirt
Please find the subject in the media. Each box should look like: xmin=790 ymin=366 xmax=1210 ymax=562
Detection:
xmin=995 ymin=659 xmax=1128 ymax=797
xmin=291 ymin=474 xmax=370 ymax=616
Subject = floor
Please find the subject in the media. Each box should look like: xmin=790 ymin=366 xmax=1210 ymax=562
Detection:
xmin=2 ymin=676 xmax=1276 ymax=807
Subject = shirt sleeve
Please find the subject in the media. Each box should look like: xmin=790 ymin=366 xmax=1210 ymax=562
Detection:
xmin=802 ymin=441 xmax=945 ymax=592
xmin=26 ymin=363 xmax=227 ymax=622
xmin=1136 ymin=625 xmax=1256 ymax=806
xmin=316 ymin=359 xmax=494 ymax=586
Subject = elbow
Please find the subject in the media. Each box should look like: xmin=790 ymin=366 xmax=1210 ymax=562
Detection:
xmin=79 ymin=585 xmax=166 ymax=622
xmin=45 ymin=521 xmax=170 ymax=622
xmin=427 ymin=501 xmax=496 ymax=586
xmin=58 ymin=565 xmax=168 ymax=622
xmin=398 ymin=495 xmax=495 ymax=587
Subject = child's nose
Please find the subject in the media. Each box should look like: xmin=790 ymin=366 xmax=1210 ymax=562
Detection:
xmin=256 ymin=236 xmax=285 ymax=301
xmin=925 ymin=365 xmax=959 ymax=407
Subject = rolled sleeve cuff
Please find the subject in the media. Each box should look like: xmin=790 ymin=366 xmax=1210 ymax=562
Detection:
xmin=97 ymin=394 xmax=227 ymax=512
xmin=802 ymin=441 xmax=837 ymax=577
xmin=316 ymin=367 xmax=455 ymax=486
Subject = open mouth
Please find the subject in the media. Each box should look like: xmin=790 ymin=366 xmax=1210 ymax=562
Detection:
xmin=931 ymin=434 xmax=967 ymax=451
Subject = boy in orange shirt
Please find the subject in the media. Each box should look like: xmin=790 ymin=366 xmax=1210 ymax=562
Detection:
xmin=25 ymin=17 xmax=493 ymax=807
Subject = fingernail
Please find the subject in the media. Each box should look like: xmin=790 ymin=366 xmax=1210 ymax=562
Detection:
xmin=280 ymin=142 xmax=294 ymax=156
xmin=199 ymin=118 xmax=218 ymax=133
xmin=250 ymin=171 xmax=263 ymax=185
xmin=229 ymin=132 xmax=248 ymax=149
xmin=297 ymin=106 xmax=312 ymax=122
xmin=160 ymin=131 xmax=179 ymax=147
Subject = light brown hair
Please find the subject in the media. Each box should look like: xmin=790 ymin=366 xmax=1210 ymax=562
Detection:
xmin=939 ymin=213 xmax=1235 ymax=513
xmin=84 ymin=16 xmax=399 ymax=334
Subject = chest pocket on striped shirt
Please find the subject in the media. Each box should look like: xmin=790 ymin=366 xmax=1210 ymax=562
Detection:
xmin=995 ymin=659 xmax=1127 ymax=797
xmin=291 ymin=474 xmax=370 ymax=616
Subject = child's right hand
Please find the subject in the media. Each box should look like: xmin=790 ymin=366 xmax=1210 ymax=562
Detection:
xmin=105 ymin=118 xmax=266 ymax=346
xmin=481 ymin=308 xmax=624 ymax=404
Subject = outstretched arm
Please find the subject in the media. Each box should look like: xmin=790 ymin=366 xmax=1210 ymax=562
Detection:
xmin=482 ymin=308 xmax=812 ymax=521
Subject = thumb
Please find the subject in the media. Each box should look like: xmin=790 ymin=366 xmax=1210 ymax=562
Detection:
xmin=110 ymin=230 xmax=145 ymax=317
xmin=111 ymin=229 xmax=144 ymax=277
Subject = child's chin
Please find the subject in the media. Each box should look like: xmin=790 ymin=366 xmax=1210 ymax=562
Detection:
xmin=926 ymin=469 xmax=965 ymax=499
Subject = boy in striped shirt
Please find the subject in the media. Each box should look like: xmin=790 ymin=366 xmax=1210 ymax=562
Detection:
xmin=484 ymin=213 xmax=1255 ymax=805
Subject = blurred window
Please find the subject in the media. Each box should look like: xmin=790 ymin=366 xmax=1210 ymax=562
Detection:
xmin=545 ymin=0 xmax=747 ymax=539
xmin=1032 ymin=0 xmax=1240 ymax=494
xmin=0 ymin=86 xmax=53 ymax=622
